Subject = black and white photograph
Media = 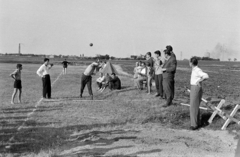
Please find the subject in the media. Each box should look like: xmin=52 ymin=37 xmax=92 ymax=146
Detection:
xmin=0 ymin=0 xmax=240 ymax=156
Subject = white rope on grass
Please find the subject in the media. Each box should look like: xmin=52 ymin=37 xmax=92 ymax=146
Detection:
xmin=6 ymin=71 xmax=63 ymax=149
xmin=43 ymin=98 xmax=158 ymax=102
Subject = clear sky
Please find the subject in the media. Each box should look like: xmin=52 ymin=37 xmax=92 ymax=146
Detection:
xmin=0 ymin=0 xmax=239 ymax=60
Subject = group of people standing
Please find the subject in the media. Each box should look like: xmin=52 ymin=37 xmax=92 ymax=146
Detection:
xmin=134 ymin=45 xmax=177 ymax=107
xmin=9 ymin=45 xmax=208 ymax=131
xmin=133 ymin=45 xmax=209 ymax=130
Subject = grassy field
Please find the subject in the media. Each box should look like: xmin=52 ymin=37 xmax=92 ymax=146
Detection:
xmin=0 ymin=59 xmax=239 ymax=156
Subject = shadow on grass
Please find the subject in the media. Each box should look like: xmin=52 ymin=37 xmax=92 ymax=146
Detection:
xmin=0 ymin=120 xmax=59 ymax=128
xmin=97 ymin=86 xmax=136 ymax=100
xmin=127 ymin=149 xmax=162 ymax=156
xmin=2 ymin=105 xmax=62 ymax=114
xmin=0 ymin=122 xmax=138 ymax=156
xmin=0 ymin=116 xmax=28 ymax=120
xmin=66 ymin=146 xmax=134 ymax=157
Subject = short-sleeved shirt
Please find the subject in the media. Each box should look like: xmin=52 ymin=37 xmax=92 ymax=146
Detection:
xmin=37 ymin=64 xmax=51 ymax=77
xmin=84 ymin=62 xmax=98 ymax=76
xmin=191 ymin=66 xmax=209 ymax=85
xmin=154 ymin=57 xmax=166 ymax=75
xmin=11 ymin=69 xmax=21 ymax=80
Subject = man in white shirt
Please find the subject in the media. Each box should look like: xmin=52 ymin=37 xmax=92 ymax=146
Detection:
xmin=36 ymin=58 xmax=53 ymax=99
xmin=189 ymin=57 xmax=209 ymax=130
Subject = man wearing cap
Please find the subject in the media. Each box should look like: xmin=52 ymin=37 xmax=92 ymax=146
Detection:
xmin=80 ymin=61 xmax=101 ymax=99
xmin=162 ymin=45 xmax=177 ymax=107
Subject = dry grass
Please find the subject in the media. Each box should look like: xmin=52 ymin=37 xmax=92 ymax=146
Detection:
xmin=0 ymin=60 xmax=240 ymax=156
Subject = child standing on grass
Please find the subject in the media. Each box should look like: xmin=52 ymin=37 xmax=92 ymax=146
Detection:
xmin=10 ymin=64 xmax=23 ymax=104
xmin=146 ymin=62 xmax=154 ymax=94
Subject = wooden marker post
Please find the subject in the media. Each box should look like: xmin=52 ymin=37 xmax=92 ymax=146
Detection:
xmin=221 ymin=104 xmax=240 ymax=130
xmin=186 ymin=88 xmax=240 ymax=130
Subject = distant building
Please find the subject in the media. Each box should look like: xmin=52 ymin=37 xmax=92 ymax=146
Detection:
xmin=137 ymin=54 xmax=145 ymax=60
xmin=46 ymin=55 xmax=54 ymax=58
xmin=130 ymin=55 xmax=137 ymax=59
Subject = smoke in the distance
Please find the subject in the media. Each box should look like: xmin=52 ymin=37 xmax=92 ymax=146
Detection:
xmin=211 ymin=43 xmax=238 ymax=61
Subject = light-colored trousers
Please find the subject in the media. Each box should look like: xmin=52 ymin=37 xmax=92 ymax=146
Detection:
xmin=190 ymin=85 xmax=203 ymax=127
xmin=135 ymin=77 xmax=147 ymax=89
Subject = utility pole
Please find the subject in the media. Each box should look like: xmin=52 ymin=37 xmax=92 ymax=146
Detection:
xmin=18 ymin=43 xmax=21 ymax=55
xmin=180 ymin=51 xmax=182 ymax=60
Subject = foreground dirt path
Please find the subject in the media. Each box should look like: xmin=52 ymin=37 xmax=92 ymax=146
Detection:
xmin=0 ymin=64 xmax=238 ymax=156
xmin=59 ymin=123 xmax=236 ymax=157
xmin=57 ymin=65 xmax=237 ymax=157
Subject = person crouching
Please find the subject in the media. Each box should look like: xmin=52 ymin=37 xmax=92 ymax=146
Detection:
xmin=109 ymin=73 xmax=121 ymax=90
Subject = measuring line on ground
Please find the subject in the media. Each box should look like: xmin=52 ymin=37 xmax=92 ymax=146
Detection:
xmin=6 ymin=71 xmax=63 ymax=148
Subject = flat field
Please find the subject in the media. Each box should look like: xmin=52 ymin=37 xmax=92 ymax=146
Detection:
xmin=0 ymin=59 xmax=239 ymax=157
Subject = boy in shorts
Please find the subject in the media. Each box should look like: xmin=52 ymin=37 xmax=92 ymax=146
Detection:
xmin=10 ymin=64 xmax=22 ymax=104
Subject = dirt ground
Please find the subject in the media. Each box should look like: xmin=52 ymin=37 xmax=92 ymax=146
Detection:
xmin=59 ymin=123 xmax=236 ymax=157
xmin=0 ymin=62 xmax=239 ymax=157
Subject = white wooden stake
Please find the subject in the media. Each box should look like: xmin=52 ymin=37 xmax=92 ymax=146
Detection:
xmin=180 ymin=103 xmax=208 ymax=110
xmin=221 ymin=104 xmax=240 ymax=130
xmin=208 ymin=99 xmax=225 ymax=124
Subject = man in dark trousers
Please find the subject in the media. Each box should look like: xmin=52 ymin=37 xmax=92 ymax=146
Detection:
xmin=80 ymin=61 xmax=101 ymax=100
xmin=62 ymin=59 xmax=70 ymax=75
xmin=154 ymin=50 xmax=165 ymax=98
xmin=109 ymin=73 xmax=121 ymax=90
xmin=36 ymin=58 xmax=54 ymax=99
xmin=162 ymin=46 xmax=177 ymax=107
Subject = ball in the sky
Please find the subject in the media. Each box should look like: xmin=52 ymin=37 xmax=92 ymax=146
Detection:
xmin=90 ymin=43 xmax=93 ymax=47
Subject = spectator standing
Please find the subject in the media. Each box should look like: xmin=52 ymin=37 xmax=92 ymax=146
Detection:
xmin=36 ymin=58 xmax=54 ymax=99
xmin=162 ymin=46 xmax=177 ymax=107
xmin=154 ymin=50 xmax=165 ymax=98
xmin=146 ymin=62 xmax=154 ymax=94
xmin=189 ymin=57 xmax=209 ymax=130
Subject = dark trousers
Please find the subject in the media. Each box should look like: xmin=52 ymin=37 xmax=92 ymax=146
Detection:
xmin=42 ymin=74 xmax=51 ymax=98
xmin=109 ymin=81 xmax=121 ymax=90
xmin=155 ymin=74 xmax=163 ymax=96
xmin=163 ymin=78 xmax=175 ymax=106
xmin=97 ymin=82 xmax=102 ymax=88
xmin=190 ymin=85 xmax=202 ymax=127
xmin=80 ymin=74 xmax=93 ymax=96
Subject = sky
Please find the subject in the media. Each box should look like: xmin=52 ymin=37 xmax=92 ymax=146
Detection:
xmin=0 ymin=0 xmax=239 ymax=60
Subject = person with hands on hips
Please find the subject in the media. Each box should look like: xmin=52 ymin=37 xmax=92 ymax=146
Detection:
xmin=189 ymin=57 xmax=209 ymax=130
xmin=36 ymin=58 xmax=54 ymax=99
